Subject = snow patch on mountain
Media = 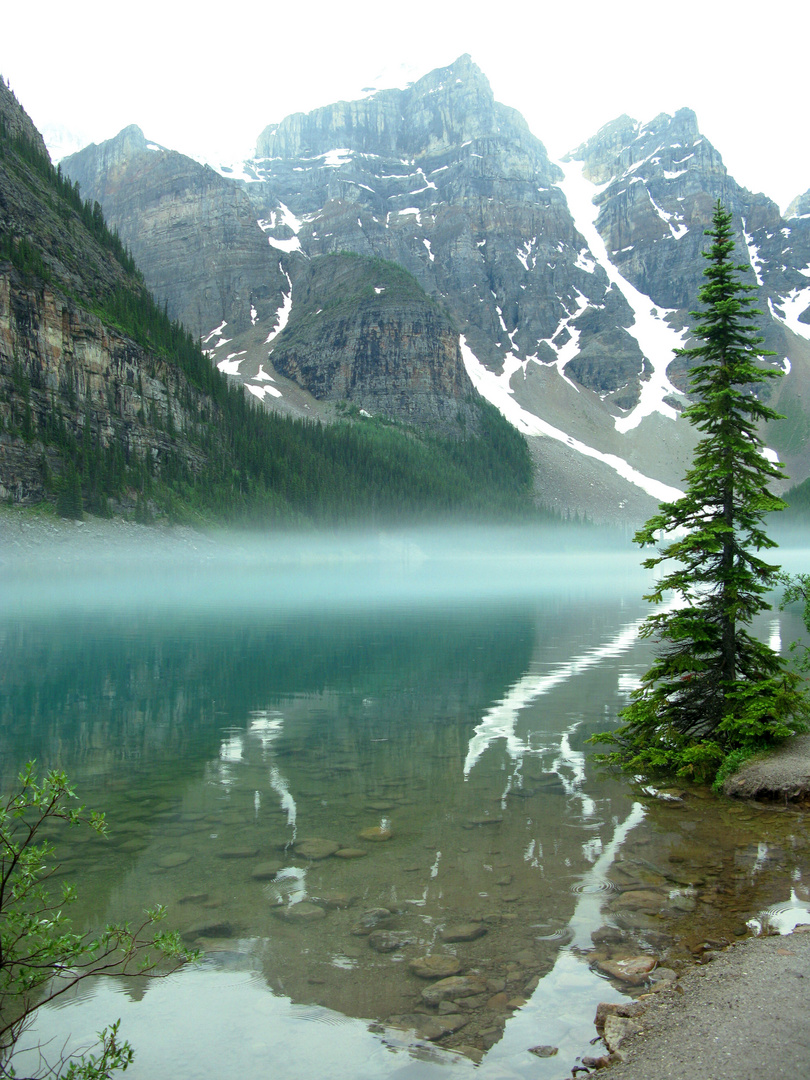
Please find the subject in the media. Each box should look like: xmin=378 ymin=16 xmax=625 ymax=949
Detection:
xmin=266 ymin=234 xmax=302 ymax=254
xmin=277 ymin=203 xmax=303 ymax=234
xmin=202 ymin=320 xmax=227 ymax=345
xmin=647 ymin=188 xmax=688 ymax=240
xmin=770 ymin=288 xmax=810 ymax=341
xmin=265 ymin=268 xmax=293 ymax=346
xmin=460 ymin=336 xmax=682 ymax=504
xmin=217 ymin=351 xmax=246 ymax=375
xmin=246 ymin=383 xmax=282 ymax=401
xmin=258 ymin=210 xmax=304 ymax=254
xmin=555 ymin=160 xmax=685 ymax=434
xmin=537 ymin=291 xmax=590 ymax=390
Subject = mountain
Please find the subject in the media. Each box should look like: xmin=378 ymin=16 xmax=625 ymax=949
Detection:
xmin=567 ymin=108 xmax=810 ymax=486
xmin=57 ymin=124 xmax=284 ymax=339
xmin=0 ymin=77 xmax=536 ymax=524
xmin=60 ymin=56 xmax=810 ymax=522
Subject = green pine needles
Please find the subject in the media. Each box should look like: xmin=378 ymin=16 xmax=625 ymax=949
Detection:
xmin=593 ymin=202 xmax=809 ymax=783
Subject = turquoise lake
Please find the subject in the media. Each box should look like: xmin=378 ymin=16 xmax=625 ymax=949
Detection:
xmin=2 ymin=526 xmax=809 ymax=1079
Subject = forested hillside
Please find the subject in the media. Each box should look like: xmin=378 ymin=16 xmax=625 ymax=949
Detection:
xmin=0 ymin=78 xmax=538 ymax=526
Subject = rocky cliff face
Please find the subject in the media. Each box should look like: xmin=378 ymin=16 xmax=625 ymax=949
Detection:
xmin=569 ymin=107 xmax=804 ymax=314
xmin=566 ymin=108 xmax=810 ymax=481
xmin=246 ymin=55 xmax=643 ymax=404
xmin=0 ymin=82 xmax=220 ymax=506
xmin=62 ymin=126 xmax=284 ymax=339
xmin=268 ymin=254 xmax=480 ymax=434
xmin=0 ymin=77 xmax=48 ymax=155
xmin=257 ymin=54 xmax=541 ymax=162
xmin=0 ymin=278 xmax=203 ymax=503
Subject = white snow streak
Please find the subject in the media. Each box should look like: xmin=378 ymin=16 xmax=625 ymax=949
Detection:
xmin=267 ymin=235 xmax=302 ymax=254
xmin=265 ymin=268 xmax=293 ymax=345
xmin=575 ymin=248 xmax=596 ymax=273
xmin=246 ymin=383 xmax=282 ymax=400
xmin=277 ymin=202 xmax=303 ymax=234
xmin=321 ymin=149 xmax=352 ymax=167
xmin=646 ymin=188 xmax=688 ymax=240
xmin=555 ymin=160 xmax=685 ymax=433
xmin=742 ymin=219 xmax=765 ymax=286
xmin=202 ymin=320 xmax=227 ymax=345
xmin=217 ymin=352 xmax=246 ymax=375
xmin=537 ymin=290 xmax=590 ymax=390
xmin=770 ymin=287 xmax=810 ymax=341
xmin=516 ymin=237 xmax=538 ymax=271
xmin=460 ymin=335 xmax=682 ymax=503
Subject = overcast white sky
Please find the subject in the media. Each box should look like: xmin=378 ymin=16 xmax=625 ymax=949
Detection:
xmin=2 ymin=0 xmax=808 ymax=212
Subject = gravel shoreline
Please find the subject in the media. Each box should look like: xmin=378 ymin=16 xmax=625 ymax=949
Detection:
xmin=0 ymin=509 xmax=217 ymax=563
xmin=593 ymin=931 xmax=810 ymax=1080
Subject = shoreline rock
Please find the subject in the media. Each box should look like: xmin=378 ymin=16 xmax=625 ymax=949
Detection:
xmin=723 ymin=734 xmax=810 ymax=802
xmin=593 ymin=931 xmax=810 ymax=1079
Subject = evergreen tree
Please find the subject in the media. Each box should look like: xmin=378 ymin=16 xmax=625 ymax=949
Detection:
xmin=594 ymin=202 xmax=808 ymax=782
xmin=56 ymin=464 xmax=83 ymax=520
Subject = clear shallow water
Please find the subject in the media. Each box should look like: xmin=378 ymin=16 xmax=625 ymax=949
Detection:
xmin=2 ymin=529 xmax=810 ymax=1079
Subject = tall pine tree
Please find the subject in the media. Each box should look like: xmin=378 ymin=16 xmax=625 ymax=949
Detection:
xmin=594 ymin=202 xmax=808 ymax=782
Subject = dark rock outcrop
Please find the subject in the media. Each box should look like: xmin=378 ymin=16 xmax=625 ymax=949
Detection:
xmin=269 ymin=254 xmax=479 ymax=434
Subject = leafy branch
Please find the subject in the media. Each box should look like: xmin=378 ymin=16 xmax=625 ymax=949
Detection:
xmin=0 ymin=764 xmax=197 ymax=1079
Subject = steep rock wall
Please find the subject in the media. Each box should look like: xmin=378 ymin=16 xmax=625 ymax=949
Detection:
xmin=0 ymin=272 xmax=205 ymax=504
xmin=270 ymin=254 xmax=480 ymax=435
xmin=62 ymin=126 xmax=282 ymax=338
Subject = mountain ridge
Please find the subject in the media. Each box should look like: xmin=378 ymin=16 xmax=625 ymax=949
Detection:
xmin=59 ymin=56 xmax=810 ymax=522
xmin=1 ymin=75 xmax=537 ymax=523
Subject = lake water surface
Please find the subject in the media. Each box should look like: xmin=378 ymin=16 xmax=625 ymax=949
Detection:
xmin=2 ymin=527 xmax=809 ymax=1079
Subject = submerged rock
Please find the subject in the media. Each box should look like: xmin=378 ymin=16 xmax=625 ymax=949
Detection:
xmin=181 ymin=921 xmax=233 ymax=941
xmin=251 ymin=862 xmax=283 ymax=881
xmin=528 ymin=1045 xmax=558 ymax=1058
xmin=157 ymin=851 xmax=192 ymax=868
xmin=390 ymin=1013 xmax=469 ymax=1041
xmin=409 ymin=955 xmax=462 ymax=979
xmin=462 ymin=815 xmax=503 ymax=829
xmin=595 ymin=955 xmax=657 ymax=986
xmin=421 ymin=975 xmax=488 ymax=1006
xmin=611 ymin=889 xmax=666 ymax=911
xmin=295 ymin=838 xmax=341 ymax=860
xmin=272 ymin=902 xmax=327 ymax=922
xmin=350 ymin=908 xmax=393 ymax=936
xmin=217 ymin=846 xmax=260 ymax=859
xmin=441 ymin=923 xmax=487 ymax=943
xmin=368 ymin=930 xmax=416 ymax=953
xmin=357 ymin=825 xmax=393 ymax=842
